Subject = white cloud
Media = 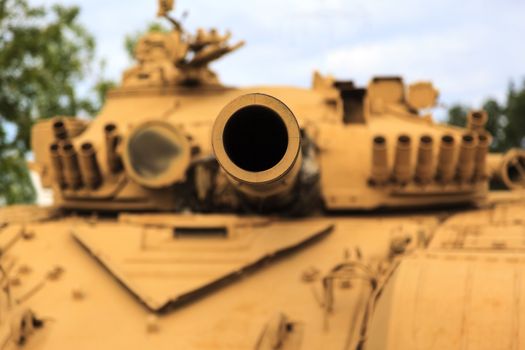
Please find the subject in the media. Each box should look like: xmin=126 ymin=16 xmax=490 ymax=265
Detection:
xmin=321 ymin=31 xmax=476 ymax=96
xmin=28 ymin=0 xmax=525 ymax=108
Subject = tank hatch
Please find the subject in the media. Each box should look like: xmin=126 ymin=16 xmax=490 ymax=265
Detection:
xmin=72 ymin=214 xmax=332 ymax=312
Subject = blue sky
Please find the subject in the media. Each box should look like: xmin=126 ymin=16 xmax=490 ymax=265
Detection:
xmin=30 ymin=0 xmax=525 ymax=111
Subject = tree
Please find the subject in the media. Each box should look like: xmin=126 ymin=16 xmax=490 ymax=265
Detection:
xmin=504 ymin=80 xmax=525 ymax=149
xmin=446 ymin=104 xmax=469 ymax=128
xmin=0 ymin=0 xmax=113 ymax=205
xmin=446 ymin=80 xmax=525 ymax=152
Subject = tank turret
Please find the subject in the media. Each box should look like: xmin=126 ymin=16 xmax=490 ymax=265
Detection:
xmin=27 ymin=3 xmax=524 ymax=215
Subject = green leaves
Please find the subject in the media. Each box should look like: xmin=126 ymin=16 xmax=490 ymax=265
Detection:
xmin=0 ymin=0 xmax=111 ymax=205
xmin=505 ymin=81 xmax=525 ymax=149
xmin=0 ymin=150 xmax=35 ymax=205
xmin=124 ymin=22 xmax=170 ymax=59
xmin=446 ymin=80 xmax=525 ymax=152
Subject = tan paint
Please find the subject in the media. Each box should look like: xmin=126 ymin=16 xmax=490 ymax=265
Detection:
xmin=3 ymin=2 xmax=525 ymax=349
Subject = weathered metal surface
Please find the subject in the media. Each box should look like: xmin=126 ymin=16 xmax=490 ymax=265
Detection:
xmin=2 ymin=1 xmax=525 ymax=349
xmin=73 ymin=217 xmax=333 ymax=312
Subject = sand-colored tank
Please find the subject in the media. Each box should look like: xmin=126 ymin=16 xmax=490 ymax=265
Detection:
xmin=2 ymin=2 xmax=525 ymax=349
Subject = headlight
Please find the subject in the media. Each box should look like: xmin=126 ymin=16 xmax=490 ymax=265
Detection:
xmin=123 ymin=120 xmax=191 ymax=188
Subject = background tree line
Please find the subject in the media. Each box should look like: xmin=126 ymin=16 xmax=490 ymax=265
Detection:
xmin=0 ymin=0 xmax=114 ymax=204
xmin=0 ymin=0 xmax=524 ymax=205
xmin=447 ymin=81 xmax=525 ymax=152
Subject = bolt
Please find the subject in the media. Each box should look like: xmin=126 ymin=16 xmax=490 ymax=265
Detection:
xmin=301 ymin=266 xmax=320 ymax=283
xmin=18 ymin=265 xmax=32 ymax=275
xmin=47 ymin=266 xmax=64 ymax=281
xmin=72 ymin=286 xmax=85 ymax=300
xmin=339 ymin=280 xmax=352 ymax=289
xmin=10 ymin=277 xmax=21 ymax=287
xmin=146 ymin=315 xmax=160 ymax=333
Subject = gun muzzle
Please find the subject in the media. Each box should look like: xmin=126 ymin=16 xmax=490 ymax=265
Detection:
xmin=212 ymin=93 xmax=302 ymax=201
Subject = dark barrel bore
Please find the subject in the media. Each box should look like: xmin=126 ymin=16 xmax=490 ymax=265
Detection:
xmin=223 ymin=105 xmax=288 ymax=173
xmin=212 ymin=93 xmax=301 ymax=199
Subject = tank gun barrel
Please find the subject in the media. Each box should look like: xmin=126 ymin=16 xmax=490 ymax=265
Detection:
xmin=212 ymin=93 xmax=302 ymax=204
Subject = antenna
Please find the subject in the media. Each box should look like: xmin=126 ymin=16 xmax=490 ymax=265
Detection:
xmin=157 ymin=0 xmax=184 ymax=32
xmin=157 ymin=0 xmax=174 ymax=17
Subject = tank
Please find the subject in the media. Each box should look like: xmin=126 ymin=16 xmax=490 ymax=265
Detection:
xmin=2 ymin=2 xmax=525 ymax=349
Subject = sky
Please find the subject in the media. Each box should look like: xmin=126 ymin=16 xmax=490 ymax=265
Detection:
xmin=29 ymin=0 xmax=525 ymax=110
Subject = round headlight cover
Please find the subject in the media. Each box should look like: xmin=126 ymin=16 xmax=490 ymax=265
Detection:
xmin=123 ymin=120 xmax=191 ymax=188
